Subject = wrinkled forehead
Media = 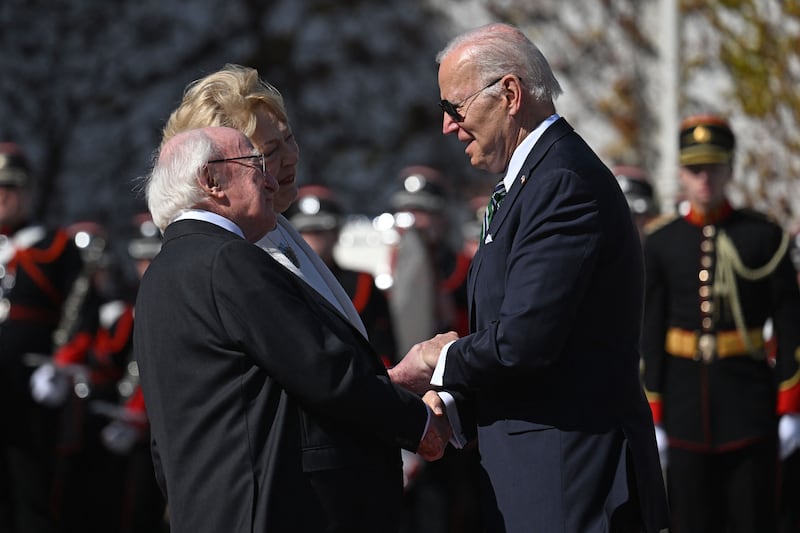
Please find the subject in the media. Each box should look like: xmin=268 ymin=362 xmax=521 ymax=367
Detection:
xmin=439 ymin=49 xmax=481 ymax=90
xmin=209 ymin=127 xmax=254 ymax=155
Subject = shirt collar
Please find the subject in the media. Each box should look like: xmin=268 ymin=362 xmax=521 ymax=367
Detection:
xmin=172 ymin=209 xmax=245 ymax=239
xmin=503 ymin=113 xmax=560 ymax=193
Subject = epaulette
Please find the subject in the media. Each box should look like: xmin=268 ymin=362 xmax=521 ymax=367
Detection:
xmin=738 ymin=207 xmax=777 ymax=224
xmin=643 ymin=213 xmax=679 ymax=236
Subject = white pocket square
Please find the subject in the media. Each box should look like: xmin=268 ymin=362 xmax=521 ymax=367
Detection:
xmin=484 ymin=234 xmax=494 ymax=244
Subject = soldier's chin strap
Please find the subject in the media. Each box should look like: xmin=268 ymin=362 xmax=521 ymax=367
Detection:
xmin=714 ymin=229 xmax=790 ymax=355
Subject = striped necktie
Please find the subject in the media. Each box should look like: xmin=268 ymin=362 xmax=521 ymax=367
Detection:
xmin=481 ymin=179 xmax=507 ymax=242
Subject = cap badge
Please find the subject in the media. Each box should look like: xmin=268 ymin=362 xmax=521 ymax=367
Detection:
xmin=693 ymin=126 xmax=711 ymax=143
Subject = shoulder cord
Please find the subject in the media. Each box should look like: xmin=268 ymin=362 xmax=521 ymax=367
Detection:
xmin=713 ymin=229 xmax=790 ymax=355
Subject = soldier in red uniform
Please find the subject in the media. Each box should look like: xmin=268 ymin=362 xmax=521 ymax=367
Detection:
xmin=642 ymin=114 xmax=800 ymax=532
xmin=287 ymin=185 xmax=398 ymax=367
xmin=0 ymin=142 xmax=90 ymax=532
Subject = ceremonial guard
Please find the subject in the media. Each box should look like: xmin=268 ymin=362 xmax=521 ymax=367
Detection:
xmin=45 ymin=213 xmax=166 ymax=533
xmin=0 ymin=142 xmax=89 ymax=532
xmin=642 ymin=114 xmax=800 ymax=532
xmin=386 ymin=167 xmax=480 ymax=533
xmin=387 ymin=165 xmax=471 ymax=353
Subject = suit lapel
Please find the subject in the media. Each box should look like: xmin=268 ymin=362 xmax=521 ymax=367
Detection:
xmin=467 ymin=117 xmax=575 ymax=324
xmin=486 ymin=117 xmax=573 ymax=239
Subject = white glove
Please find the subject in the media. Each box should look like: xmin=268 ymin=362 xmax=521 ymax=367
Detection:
xmin=101 ymin=420 xmax=142 ymax=455
xmin=29 ymin=363 xmax=71 ymax=407
xmin=654 ymin=424 xmax=668 ymax=469
xmin=401 ymin=449 xmax=425 ymax=491
xmin=779 ymin=414 xmax=800 ymax=460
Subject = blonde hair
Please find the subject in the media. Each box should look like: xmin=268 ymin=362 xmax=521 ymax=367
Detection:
xmin=162 ymin=64 xmax=287 ymax=146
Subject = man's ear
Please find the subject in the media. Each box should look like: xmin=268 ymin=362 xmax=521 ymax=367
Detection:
xmin=199 ymin=166 xmax=224 ymax=198
xmin=503 ymin=75 xmax=523 ymax=117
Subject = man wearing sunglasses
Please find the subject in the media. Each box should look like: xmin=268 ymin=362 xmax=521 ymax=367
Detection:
xmin=390 ymin=22 xmax=669 ymax=533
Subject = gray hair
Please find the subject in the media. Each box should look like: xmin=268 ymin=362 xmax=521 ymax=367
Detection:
xmin=146 ymin=129 xmax=215 ymax=231
xmin=436 ymin=23 xmax=562 ymax=104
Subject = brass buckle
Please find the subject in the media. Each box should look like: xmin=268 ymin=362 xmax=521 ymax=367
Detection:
xmin=696 ymin=333 xmax=716 ymax=363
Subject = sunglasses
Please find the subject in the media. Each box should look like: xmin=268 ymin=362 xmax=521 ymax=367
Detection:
xmin=207 ymin=153 xmax=267 ymax=175
xmin=438 ymin=77 xmax=503 ymax=122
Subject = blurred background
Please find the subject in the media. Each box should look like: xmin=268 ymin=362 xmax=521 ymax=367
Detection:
xmin=1 ymin=0 xmax=798 ymax=245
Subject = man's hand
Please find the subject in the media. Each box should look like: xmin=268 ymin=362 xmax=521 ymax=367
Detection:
xmin=388 ymin=331 xmax=458 ymax=394
xmin=417 ymin=390 xmax=451 ymax=461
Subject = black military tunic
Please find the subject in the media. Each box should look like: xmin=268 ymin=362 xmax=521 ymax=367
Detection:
xmin=642 ymin=201 xmax=800 ymax=450
xmin=0 ymin=222 xmax=87 ymax=532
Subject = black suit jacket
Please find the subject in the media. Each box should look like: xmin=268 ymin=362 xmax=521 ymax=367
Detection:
xmin=443 ymin=118 xmax=669 ymax=532
xmin=134 ymin=219 xmax=428 ymax=533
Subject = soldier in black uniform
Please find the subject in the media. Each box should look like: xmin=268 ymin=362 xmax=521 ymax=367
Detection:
xmin=286 ymin=185 xmax=398 ymax=367
xmin=0 ymin=142 xmax=89 ymax=532
xmin=642 ymin=114 xmax=800 ymax=533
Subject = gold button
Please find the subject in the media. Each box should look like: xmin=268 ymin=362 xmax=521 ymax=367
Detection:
xmin=703 ymin=225 xmax=716 ymax=237
xmin=701 ymin=240 xmax=715 ymax=253
xmin=701 ymin=256 xmax=713 ymax=268
xmin=700 ymin=301 xmax=713 ymax=313
xmin=699 ymin=270 xmax=710 ymax=282
xmin=699 ymin=286 xmax=711 ymax=298
xmin=702 ymin=317 xmax=713 ymax=329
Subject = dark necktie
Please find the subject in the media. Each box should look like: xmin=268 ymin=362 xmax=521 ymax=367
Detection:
xmin=481 ymin=179 xmax=507 ymax=242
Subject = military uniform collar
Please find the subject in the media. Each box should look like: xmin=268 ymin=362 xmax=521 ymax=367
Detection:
xmin=684 ymin=200 xmax=733 ymax=227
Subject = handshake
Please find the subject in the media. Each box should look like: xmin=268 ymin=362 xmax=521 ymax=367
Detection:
xmin=388 ymin=332 xmax=458 ymax=462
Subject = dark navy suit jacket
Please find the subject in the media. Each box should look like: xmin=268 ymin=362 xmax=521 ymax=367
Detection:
xmin=443 ymin=118 xmax=669 ymax=532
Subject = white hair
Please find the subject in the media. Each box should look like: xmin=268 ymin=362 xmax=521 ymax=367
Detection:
xmin=436 ymin=23 xmax=563 ymax=104
xmin=145 ymin=130 xmax=214 ymax=231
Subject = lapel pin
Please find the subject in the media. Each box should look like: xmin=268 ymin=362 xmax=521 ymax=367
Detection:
xmin=520 ymin=175 xmax=527 ymax=184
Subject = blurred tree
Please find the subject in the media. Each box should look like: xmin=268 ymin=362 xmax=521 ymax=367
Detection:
xmin=0 ymin=0 xmax=797 ymax=234
xmin=681 ymin=0 xmax=800 ymax=223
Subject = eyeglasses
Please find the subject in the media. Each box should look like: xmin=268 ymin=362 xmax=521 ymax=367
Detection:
xmin=439 ymin=77 xmax=503 ymax=122
xmin=207 ymin=153 xmax=266 ymax=175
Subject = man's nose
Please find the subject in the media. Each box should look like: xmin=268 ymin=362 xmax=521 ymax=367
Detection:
xmin=442 ymin=114 xmax=459 ymax=135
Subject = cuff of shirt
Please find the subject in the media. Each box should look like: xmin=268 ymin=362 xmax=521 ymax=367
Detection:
xmin=437 ymin=391 xmax=467 ymax=449
xmin=431 ymin=340 xmax=455 ymax=387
